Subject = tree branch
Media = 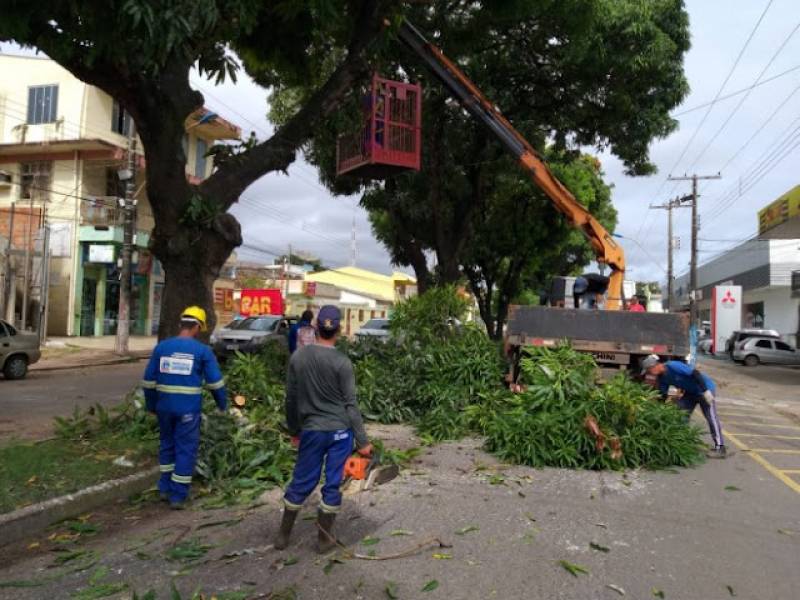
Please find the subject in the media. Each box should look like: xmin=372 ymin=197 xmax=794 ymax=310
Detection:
xmin=200 ymin=0 xmax=385 ymax=206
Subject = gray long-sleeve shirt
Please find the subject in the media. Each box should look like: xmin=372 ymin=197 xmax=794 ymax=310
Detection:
xmin=285 ymin=344 xmax=368 ymax=448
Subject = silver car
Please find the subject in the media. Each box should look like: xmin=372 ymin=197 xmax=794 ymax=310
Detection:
xmin=355 ymin=318 xmax=391 ymax=340
xmin=210 ymin=315 xmax=291 ymax=359
xmin=732 ymin=336 xmax=800 ymax=367
xmin=1 ymin=320 xmax=41 ymax=379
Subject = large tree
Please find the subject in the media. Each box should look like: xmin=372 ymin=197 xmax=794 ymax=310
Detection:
xmin=285 ymin=0 xmax=690 ymax=295
xmin=463 ymin=152 xmax=617 ymax=339
xmin=1 ymin=1 xmax=393 ymax=337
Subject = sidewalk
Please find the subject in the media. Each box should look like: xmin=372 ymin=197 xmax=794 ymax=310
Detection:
xmin=33 ymin=336 xmax=156 ymax=371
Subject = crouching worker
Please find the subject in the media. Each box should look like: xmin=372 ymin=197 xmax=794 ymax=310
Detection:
xmin=274 ymin=305 xmax=372 ymax=553
xmin=641 ymin=354 xmax=726 ymax=458
xmin=141 ymin=306 xmax=227 ymax=509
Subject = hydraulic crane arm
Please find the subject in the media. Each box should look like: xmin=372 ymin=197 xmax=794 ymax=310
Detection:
xmin=397 ymin=21 xmax=626 ymax=309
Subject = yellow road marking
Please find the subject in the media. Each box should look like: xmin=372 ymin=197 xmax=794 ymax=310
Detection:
xmin=723 ymin=421 xmax=800 ymax=431
xmin=725 ymin=430 xmax=800 ymax=496
xmin=725 ymin=433 xmax=800 ymax=440
xmin=746 ymin=448 xmax=800 ymax=454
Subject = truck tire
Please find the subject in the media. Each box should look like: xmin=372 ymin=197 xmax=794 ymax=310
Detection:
xmin=743 ymin=354 xmax=760 ymax=367
xmin=3 ymin=355 xmax=28 ymax=380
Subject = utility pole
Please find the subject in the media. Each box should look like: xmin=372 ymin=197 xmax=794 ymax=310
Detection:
xmin=115 ymin=125 xmax=137 ymax=355
xmin=2 ymin=203 xmax=15 ymax=319
xmin=21 ymin=189 xmax=35 ymax=329
xmin=39 ymin=220 xmax=51 ymax=344
xmin=649 ymin=194 xmax=691 ymax=311
xmin=668 ymin=173 xmax=722 ymax=325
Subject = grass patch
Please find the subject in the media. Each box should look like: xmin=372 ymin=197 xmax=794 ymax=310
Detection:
xmin=0 ymin=430 xmax=155 ymax=513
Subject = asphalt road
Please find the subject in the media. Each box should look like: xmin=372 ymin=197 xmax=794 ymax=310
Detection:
xmin=699 ymin=355 xmax=800 ymax=407
xmin=0 ymin=362 xmax=144 ymax=441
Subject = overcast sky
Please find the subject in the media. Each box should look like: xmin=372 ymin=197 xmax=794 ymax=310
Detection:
xmin=4 ymin=0 xmax=800 ymax=281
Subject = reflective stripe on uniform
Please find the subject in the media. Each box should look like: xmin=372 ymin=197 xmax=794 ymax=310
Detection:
xmin=206 ymin=378 xmax=225 ymax=390
xmin=283 ymin=498 xmax=303 ymax=511
xmin=160 ymin=463 xmax=175 ymax=473
xmin=156 ymin=384 xmax=203 ymax=395
xmin=171 ymin=473 xmax=193 ymax=484
xmin=319 ymin=500 xmax=341 ymax=514
xmin=141 ymin=380 xmax=157 ymax=389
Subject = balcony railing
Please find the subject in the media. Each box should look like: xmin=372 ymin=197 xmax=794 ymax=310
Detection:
xmin=81 ymin=197 xmax=124 ymax=228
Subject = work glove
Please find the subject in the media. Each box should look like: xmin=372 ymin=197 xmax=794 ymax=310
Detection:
xmin=703 ymin=390 xmax=715 ymax=404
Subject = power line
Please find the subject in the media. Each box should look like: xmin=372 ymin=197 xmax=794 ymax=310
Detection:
xmin=685 ymin=17 xmax=800 ymax=172
xmin=671 ymin=63 xmax=800 ymax=117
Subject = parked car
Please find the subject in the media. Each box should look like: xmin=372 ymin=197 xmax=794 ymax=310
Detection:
xmin=725 ymin=328 xmax=781 ymax=357
xmin=1 ymin=320 xmax=41 ymax=379
xmin=210 ymin=315 xmax=294 ymax=359
xmin=732 ymin=336 xmax=800 ymax=367
xmin=698 ymin=335 xmax=713 ymax=354
xmin=355 ymin=318 xmax=391 ymax=340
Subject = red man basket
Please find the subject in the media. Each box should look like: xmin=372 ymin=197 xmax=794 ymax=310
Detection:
xmin=336 ymin=74 xmax=422 ymax=179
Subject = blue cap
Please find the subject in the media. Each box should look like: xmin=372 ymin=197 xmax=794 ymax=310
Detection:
xmin=318 ymin=305 xmax=341 ymax=332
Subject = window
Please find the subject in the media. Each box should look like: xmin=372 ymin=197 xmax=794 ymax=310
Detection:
xmin=195 ymin=138 xmax=208 ymax=177
xmin=755 ymin=340 xmax=772 ymax=349
xmin=105 ymin=167 xmax=125 ymax=198
xmin=27 ymin=85 xmax=59 ymax=124
xmin=111 ymin=100 xmax=132 ymax=136
xmin=20 ymin=161 xmax=52 ymax=202
xmin=1 ymin=320 xmax=17 ymax=336
xmin=775 ymin=341 xmax=794 ymax=352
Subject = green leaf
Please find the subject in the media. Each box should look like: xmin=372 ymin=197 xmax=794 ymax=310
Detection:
xmin=724 ymin=486 xmax=740 ymax=492
xmin=726 ymin=585 xmax=736 ymax=597
xmin=385 ymin=581 xmax=399 ymax=599
xmin=432 ymin=553 xmax=452 ymax=559
xmin=361 ymin=536 xmax=380 ymax=546
xmin=283 ymin=556 xmax=299 ymax=566
xmin=421 ymin=580 xmax=439 ymax=592
xmin=558 ymin=560 xmax=589 ymax=577
xmin=389 ymin=529 xmax=413 ymax=537
xmin=455 ymin=525 xmax=479 ymax=535
xmin=652 ymin=588 xmax=665 ymax=598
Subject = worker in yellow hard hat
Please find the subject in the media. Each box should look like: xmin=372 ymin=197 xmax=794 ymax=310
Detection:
xmin=141 ymin=305 xmax=226 ymax=508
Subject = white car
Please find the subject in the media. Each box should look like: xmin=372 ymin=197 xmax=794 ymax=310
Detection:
xmin=732 ymin=336 xmax=800 ymax=367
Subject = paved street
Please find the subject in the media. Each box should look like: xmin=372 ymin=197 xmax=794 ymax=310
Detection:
xmin=0 ymin=362 xmax=144 ymax=441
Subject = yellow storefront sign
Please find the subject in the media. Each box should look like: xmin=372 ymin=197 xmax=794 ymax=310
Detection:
xmin=758 ymin=185 xmax=800 ymax=234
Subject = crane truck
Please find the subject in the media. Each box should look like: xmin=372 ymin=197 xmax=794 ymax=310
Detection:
xmin=396 ymin=21 xmax=690 ymax=373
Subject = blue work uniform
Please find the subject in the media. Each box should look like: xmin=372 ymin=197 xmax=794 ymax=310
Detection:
xmin=657 ymin=361 xmax=724 ymax=448
xmin=141 ymin=336 xmax=227 ymax=502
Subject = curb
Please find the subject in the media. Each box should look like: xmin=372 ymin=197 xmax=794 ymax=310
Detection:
xmin=31 ymin=354 xmax=150 ymax=372
xmin=0 ymin=466 xmax=158 ymax=547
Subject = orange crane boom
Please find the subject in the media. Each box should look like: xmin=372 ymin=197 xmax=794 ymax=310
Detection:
xmin=397 ymin=21 xmax=626 ymax=309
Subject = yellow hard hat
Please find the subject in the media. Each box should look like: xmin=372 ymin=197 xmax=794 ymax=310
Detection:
xmin=181 ymin=306 xmax=208 ymax=331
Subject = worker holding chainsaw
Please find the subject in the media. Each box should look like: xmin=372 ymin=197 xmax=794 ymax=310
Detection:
xmin=274 ymin=305 xmax=372 ymax=553
xmin=141 ymin=306 xmax=227 ymax=509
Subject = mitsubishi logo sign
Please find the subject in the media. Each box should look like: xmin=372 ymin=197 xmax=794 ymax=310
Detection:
xmin=721 ymin=290 xmax=736 ymax=308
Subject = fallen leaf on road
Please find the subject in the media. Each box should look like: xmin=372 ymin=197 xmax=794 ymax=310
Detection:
xmin=422 ymin=580 xmax=439 ymax=592
xmin=652 ymin=588 xmax=665 ymax=598
xmin=726 ymin=585 xmax=736 ymax=597
xmin=558 ymin=560 xmax=589 ymax=577
xmin=390 ymin=529 xmax=414 ymax=537
xmin=385 ymin=581 xmax=399 ymax=599
xmin=525 ymin=513 xmax=537 ymax=522
xmin=27 ymin=542 xmax=39 ymax=550
xmin=777 ymin=529 xmax=794 ymax=536
xmin=361 ymin=536 xmax=380 ymax=546
xmin=197 ymin=518 xmax=243 ymax=530
xmin=589 ymin=542 xmax=610 ymax=553
xmin=724 ymin=486 xmax=740 ymax=492
xmin=595 ymin=523 xmax=608 ymax=529
xmin=432 ymin=553 xmax=452 ymax=559
xmin=606 ymin=584 xmax=626 ymax=596
xmin=455 ymin=525 xmax=479 ymax=535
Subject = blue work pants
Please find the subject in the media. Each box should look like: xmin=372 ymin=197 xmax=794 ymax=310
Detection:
xmin=157 ymin=412 xmax=202 ymax=502
xmin=677 ymin=394 xmax=725 ymax=448
xmin=284 ymin=429 xmax=353 ymax=513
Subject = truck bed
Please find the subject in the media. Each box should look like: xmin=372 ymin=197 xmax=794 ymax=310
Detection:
xmin=506 ymin=306 xmax=690 ymax=358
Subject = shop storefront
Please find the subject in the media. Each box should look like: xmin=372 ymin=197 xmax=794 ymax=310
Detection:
xmin=75 ymin=240 xmax=154 ymax=336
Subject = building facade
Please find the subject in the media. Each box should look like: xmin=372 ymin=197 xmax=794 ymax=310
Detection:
xmin=0 ymin=53 xmax=239 ymax=336
xmin=674 ymin=238 xmax=800 ymax=346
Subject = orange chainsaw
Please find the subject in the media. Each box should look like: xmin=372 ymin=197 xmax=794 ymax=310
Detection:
xmin=342 ymin=450 xmax=398 ymax=488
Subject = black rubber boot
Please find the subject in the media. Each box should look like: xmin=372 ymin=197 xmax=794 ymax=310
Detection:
xmin=316 ymin=510 xmax=338 ymax=554
xmin=273 ymin=508 xmax=299 ymax=550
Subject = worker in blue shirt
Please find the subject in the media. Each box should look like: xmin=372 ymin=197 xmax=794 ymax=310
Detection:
xmin=641 ymin=354 xmax=726 ymax=458
xmin=141 ymin=306 xmax=227 ymax=508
